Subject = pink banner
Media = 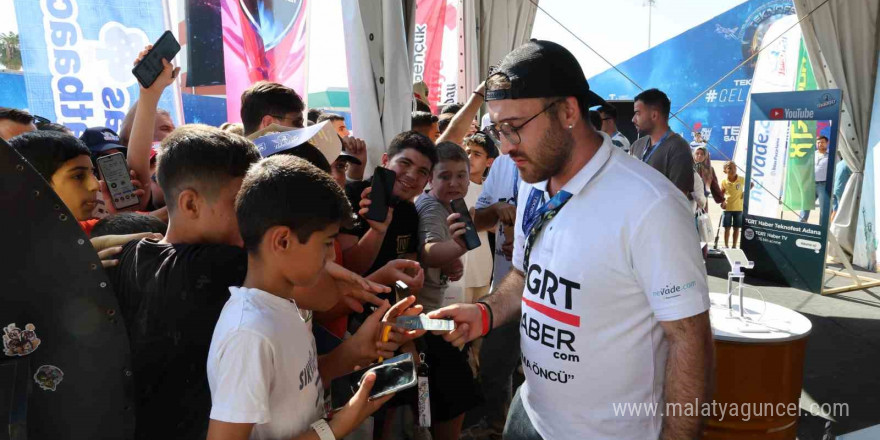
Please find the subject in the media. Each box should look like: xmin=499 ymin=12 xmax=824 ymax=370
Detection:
xmin=221 ymin=0 xmax=309 ymax=123
xmin=413 ymin=0 xmax=460 ymax=114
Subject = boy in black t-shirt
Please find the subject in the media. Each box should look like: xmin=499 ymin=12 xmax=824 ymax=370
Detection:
xmin=339 ymin=131 xmax=438 ymax=277
xmin=108 ymin=125 xmax=399 ymax=439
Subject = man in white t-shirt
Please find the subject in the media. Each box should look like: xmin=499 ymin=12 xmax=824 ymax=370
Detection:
xmin=429 ymin=40 xmax=713 ymax=440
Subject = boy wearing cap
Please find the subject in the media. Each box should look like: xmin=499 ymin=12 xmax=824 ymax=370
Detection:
xmin=428 ymin=40 xmax=712 ymax=440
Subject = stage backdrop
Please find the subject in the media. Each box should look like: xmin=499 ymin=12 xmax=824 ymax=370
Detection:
xmin=221 ymin=0 xmax=310 ymax=123
xmin=588 ymin=0 xmax=808 ymax=160
xmin=13 ymin=0 xmax=181 ymax=137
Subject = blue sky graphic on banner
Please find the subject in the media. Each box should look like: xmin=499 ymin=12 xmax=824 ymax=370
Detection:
xmin=588 ymin=0 xmax=796 ymax=159
xmin=13 ymin=0 xmax=179 ymax=137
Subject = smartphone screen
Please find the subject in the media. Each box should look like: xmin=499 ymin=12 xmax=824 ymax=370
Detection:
xmin=365 ymin=167 xmax=396 ymax=222
xmin=96 ymin=153 xmax=139 ymax=210
xmin=450 ymin=198 xmax=481 ymax=250
xmin=329 ymin=353 xmax=416 ymax=411
xmin=132 ymin=31 xmax=181 ymax=88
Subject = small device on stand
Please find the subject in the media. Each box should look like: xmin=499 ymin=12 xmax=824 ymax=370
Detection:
xmin=723 ymin=248 xmax=755 ymax=320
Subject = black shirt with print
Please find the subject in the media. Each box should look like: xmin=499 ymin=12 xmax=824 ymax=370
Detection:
xmin=108 ymin=239 xmax=247 ymax=439
xmin=344 ymin=179 xmax=419 ymax=276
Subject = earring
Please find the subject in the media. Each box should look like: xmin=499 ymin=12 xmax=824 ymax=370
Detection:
xmin=568 ymin=125 xmax=573 ymax=130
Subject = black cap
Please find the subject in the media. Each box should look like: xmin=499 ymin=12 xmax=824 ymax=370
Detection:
xmin=485 ymin=39 xmax=607 ymax=108
xmin=80 ymin=127 xmax=126 ymax=155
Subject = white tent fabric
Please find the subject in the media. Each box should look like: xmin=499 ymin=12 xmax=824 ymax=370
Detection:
xmin=794 ymin=0 xmax=880 ymax=257
xmin=460 ymin=0 xmax=539 ymax=97
xmin=342 ymin=0 xmax=416 ymax=174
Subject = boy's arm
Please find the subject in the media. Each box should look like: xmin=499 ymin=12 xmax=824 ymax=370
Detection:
xmin=128 ymin=48 xmax=178 ymax=209
xmin=436 ymin=82 xmax=485 ymax=146
xmin=339 ymin=187 xmax=393 ymax=275
xmin=418 ymin=202 xmax=467 ymax=268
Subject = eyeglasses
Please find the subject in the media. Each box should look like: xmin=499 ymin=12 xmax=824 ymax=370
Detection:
xmin=485 ymin=100 xmax=563 ymax=145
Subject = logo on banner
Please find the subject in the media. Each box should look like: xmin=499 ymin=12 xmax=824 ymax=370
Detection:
xmin=744 ymin=228 xmax=755 ymax=240
xmin=770 ymin=108 xmax=784 ymax=119
xmin=817 ymin=92 xmax=838 ymax=109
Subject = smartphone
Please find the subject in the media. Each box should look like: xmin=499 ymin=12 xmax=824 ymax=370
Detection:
xmin=329 ymin=353 xmax=417 ymax=411
xmin=132 ymin=31 xmax=181 ymax=88
xmin=396 ymin=315 xmax=455 ymax=332
xmin=365 ymin=167 xmax=396 ymax=222
xmin=450 ymin=198 xmax=481 ymax=250
xmin=96 ymin=152 xmax=140 ymax=210
xmin=393 ymin=280 xmax=410 ymax=301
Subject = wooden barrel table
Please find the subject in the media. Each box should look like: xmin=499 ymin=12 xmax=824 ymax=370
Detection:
xmin=702 ymin=292 xmax=812 ymax=440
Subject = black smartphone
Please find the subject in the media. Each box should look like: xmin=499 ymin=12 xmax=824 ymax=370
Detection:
xmin=96 ymin=152 xmax=139 ymax=210
xmin=132 ymin=31 xmax=181 ymax=88
xmin=329 ymin=353 xmax=417 ymax=411
xmin=450 ymin=198 xmax=481 ymax=250
xmin=365 ymin=167 xmax=396 ymax=222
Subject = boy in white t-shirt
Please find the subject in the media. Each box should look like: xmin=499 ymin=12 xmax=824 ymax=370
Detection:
xmin=462 ymin=133 xmax=498 ymax=303
xmin=206 ymin=156 xmax=394 ymax=440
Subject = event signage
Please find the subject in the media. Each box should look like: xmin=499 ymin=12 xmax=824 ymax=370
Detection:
xmin=13 ymin=0 xmax=180 ymax=137
xmin=412 ymin=0 xmax=462 ymax=114
xmin=742 ymin=90 xmax=841 ymax=293
xmin=221 ymin=0 xmax=309 ymax=123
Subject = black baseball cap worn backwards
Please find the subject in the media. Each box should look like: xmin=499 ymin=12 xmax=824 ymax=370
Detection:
xmin=485 ymin=39 xmax=607 ymax=109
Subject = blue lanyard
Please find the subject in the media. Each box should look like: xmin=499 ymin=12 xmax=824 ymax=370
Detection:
xmin=522 ymin=188 xmax=573 ymax=235
xmin=511 ymin=166 xmax=520 ymax=205
xmin=642 ymin=130 xmax=671 ymax=163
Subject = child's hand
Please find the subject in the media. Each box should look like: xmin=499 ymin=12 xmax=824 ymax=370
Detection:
xmin=358 ymin=186 xmax=393 ymax=233
xmin=326 ymin=262 xmax=389 ymax=313
xmin=329 ymin=372 xmax=393 ymax=438
xmin=133 ymin=45 xmax=180 ymax=96
xmin=447 ymin=212 xmax=468 ymax=251
xmin=367 ymin=259 xmax=424 ymax=293
xmin=384 ymin=295 xmax=427 ymax=345
xmin=721 ymin=201 xmax=727 ymax=210
xmin=441 ymin=258 xmax=464 ymax=281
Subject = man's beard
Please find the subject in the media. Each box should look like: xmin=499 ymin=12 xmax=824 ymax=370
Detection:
xmin=513 ymin=119 xmax=575 ymax=184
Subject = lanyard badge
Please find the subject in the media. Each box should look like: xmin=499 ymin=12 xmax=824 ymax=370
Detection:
xmin=521 ymin=188 xmax=573 ymax=272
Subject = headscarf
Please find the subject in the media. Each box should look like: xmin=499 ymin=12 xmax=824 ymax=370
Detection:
xmin=693 ymin=146 xmax=714 ymax=187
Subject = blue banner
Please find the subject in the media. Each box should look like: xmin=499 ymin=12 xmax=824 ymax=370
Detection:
xmin=589 ymin=0 xmax=797 ymax=159
xmin=13 ymin=0 xmax=179 ymax=137
xmin=742 ymin=90 xmax=841 ymax=294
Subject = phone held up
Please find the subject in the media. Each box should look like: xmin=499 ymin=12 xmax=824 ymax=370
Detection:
xmin=365 ymin=166 xmax=397 ymax=222
xmin=96 ymin=152 xmax=139 ymax=210
xmin=449 ymin=198 xmax=481 ymax=250
xmin=132 ymin=31 xmax=181 ymax=88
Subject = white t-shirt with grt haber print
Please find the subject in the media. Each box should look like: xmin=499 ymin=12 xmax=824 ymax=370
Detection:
xmin=207 ymin=287 xmax=324 ymax=440
xmin=512 ymin=133 xmax=710 ymax=440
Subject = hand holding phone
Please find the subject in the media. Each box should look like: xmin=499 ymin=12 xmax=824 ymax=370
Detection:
xmin=450 ymin=198 xmax=481 ymax=250
xmin=96 ymin=152 xmax=140 ymax=210
xmin=132 ymin=31 xmax=181 ymax=89
xmin=326 ymin=369 xmax=396 ymax=439
xmin=364 ymin=167 xmax=396 ymax=222
xmin=330 ymin=353 xmax=416 ymax=411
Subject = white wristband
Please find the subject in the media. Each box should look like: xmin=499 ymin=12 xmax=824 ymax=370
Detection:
xmin=311 ymin=418 xmax=335 ymax=440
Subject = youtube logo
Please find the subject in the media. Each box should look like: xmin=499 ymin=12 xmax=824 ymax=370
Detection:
xmin=770 ymin=108 xmax=784 ymax=119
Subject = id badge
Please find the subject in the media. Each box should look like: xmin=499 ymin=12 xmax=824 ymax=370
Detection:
xmin=417 ymin=353 xmax=431 ymax=428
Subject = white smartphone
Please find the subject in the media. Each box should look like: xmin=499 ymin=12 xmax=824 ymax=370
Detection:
xmin=96 ymin=152 xmax=139 ymax=210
